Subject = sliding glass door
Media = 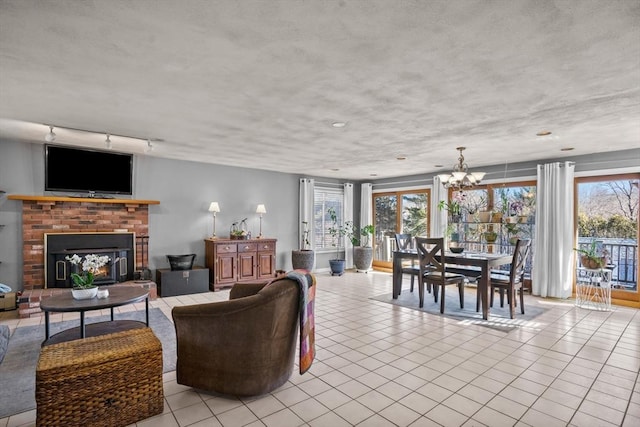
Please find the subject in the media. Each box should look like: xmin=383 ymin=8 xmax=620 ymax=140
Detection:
xmin=576 ymin=174 xmax=639 ymax=304
xmin=373 ymin=189 xmax=429 ymax=270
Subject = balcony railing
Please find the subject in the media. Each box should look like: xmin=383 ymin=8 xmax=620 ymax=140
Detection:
xmin=577 ymin=238 xmax=638 ymax=291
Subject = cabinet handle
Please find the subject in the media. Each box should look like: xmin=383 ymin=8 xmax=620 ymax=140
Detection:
xmin=225 ymin=246 xmax=230 ymax=250
xmin=263 ymin=245 xmax=268 ymax=249
xmin=244 ymin=245 xmax=250 ymax=250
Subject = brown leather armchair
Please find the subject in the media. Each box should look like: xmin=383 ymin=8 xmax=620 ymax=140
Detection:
xmin=171 ymin=278 xmax=300 ymax=396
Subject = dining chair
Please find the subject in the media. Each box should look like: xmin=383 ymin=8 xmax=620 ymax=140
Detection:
xmin=487 ymin=238 xmax=532 ymax=319
xmin=415 ymin=237 xmax=466 ymax=313
xmin=395 ymin=233 xmax=420 ymax=294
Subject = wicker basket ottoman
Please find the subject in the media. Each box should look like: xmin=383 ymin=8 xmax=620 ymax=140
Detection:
xmin=36 ymin=327 xmax=164 ymax=427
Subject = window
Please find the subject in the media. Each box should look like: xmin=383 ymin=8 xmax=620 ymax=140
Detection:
xmin=372 ymin=189 xmax=430 ymax=267
xmin=314 ymin=187 xmax=344 ymax=251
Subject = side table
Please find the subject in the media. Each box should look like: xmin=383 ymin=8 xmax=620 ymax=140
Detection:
xmin=576 ymin=267 xmax=612 ymax=311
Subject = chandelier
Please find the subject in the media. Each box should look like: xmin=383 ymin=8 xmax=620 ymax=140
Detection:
xmin=437 ymin=147 xmax=486 ymax=190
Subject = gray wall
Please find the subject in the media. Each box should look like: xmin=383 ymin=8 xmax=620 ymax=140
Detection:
xmin=1 ymin=139 xmax=638 ymax=291
xmin=0 ymin=140 xmax=317 ymax=291
xmin=372 ymin=149 xmax=640 ymax=191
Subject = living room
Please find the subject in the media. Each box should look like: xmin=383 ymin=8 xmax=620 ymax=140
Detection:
xmin=1 ymin=1 xmax=639 ymax=426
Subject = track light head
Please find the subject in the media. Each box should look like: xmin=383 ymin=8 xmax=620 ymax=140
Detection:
xmin=45 ymin=126 xmax=56 ymax=142
xmin=105 ymin=134 xmax=112 ymax=149
xmin=145 ymin=139 xmax=153 ymax=153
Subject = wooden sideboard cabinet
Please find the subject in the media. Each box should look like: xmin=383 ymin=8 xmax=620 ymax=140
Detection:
xmin=204 ymin=238 xmax=277 ymax=290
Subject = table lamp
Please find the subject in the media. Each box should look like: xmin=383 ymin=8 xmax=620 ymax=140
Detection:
xmin=208 ymin=202 xmax=220 ymax=238
xmin=256 ymin=204 xmax=266 ymax=238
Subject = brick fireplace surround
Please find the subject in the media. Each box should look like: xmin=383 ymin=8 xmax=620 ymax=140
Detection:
xmin=7 ymin=195 xmax=160 ymax=317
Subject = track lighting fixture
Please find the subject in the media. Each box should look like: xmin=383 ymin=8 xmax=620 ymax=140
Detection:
xmin=45 ymin=126 xmax=56 ymax=142
xmin=42 ymin=124 xmax=160 ymax=152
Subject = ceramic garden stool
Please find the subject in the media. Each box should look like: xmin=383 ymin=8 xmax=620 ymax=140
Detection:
xmin=35 ymin=327 xmax=163 ymax=427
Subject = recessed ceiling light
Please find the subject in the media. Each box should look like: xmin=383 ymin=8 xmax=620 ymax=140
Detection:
xmin=370 ymin=173 xmax=378 ymax=176
xmin=537 ymin=130 xmax=552 ymax=136
xmin=560 ymin=147 xmax=574 ymax=151
xmin=332 ymin=122 xmax=346 ymax=128
xmin=396 ymin=156 xmax=407 ymax=161
xmin=330 ymin=168 xmax=340 ymax=171
xmin=434 ymin=164 xmax=444 ymax=168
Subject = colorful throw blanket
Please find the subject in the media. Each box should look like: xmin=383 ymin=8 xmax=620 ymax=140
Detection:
xmin=286 ymin=270 xmax=316 ymax=374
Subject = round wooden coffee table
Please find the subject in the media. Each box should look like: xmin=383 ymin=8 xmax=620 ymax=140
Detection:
xmin=40 ymin=286 xmax=149 ymax=346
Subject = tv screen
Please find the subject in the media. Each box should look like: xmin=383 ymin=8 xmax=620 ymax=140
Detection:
xmin=45 ymin=145 xmax=133 ymax=196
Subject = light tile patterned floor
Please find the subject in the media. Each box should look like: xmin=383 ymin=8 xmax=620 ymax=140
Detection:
xmin=1 ymin=271 xmax=639 ymax=427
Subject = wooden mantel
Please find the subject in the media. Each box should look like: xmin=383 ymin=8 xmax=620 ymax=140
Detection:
xmin=8 ymin=195 xmax=160 ymax=205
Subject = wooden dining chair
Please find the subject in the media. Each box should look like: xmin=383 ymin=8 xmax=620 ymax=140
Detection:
xmin=395 ymin=233 xmax=420 ymax=294
xmin=415 ymin=237 xmax=466 ymax=313
xmin=487 ymin=239 xmax=532 ymax=319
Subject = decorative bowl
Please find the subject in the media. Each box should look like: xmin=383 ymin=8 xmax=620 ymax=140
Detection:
xmin=449 ymin=247 xmax=464 ymax=254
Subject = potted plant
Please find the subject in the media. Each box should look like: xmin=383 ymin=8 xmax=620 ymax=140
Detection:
xmin=437 ymin=191 xmax=466 ymax=223
xmin=445 ymin=223 xmax=464 ymax=253
xmin=575 ymin=240 xmax=609 ymax=269
xmin=505 ymin=222 xmax=520 ymax=245
xmin=483 ymin=230 xmax=498 ymax=244
xmin=346 ymin=222 xmax=375 ymax=271
xmin=65 ymin=253 xmax=111 ymax=300
xmin=292 ymin=221 xmax=314 ymax=271
xmin=230 ymin=218 xmax=249 ymax=240
xmin=327 ymin=207 xmax=347 ymax=276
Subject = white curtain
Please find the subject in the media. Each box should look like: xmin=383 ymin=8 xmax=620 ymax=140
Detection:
xmin=431 ymin=176 xmax=447 ymax=237
xmin=532 ymin=162 xmax=575 ymax=298
xmin=343 ymin=183 xmax=354 ymax=268
xmin=360 ymin=183 xmax=373 ymax=229
xmin=299 ymin=178 xmax=315 ymax=267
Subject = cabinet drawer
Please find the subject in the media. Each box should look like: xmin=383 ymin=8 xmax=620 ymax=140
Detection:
xmin=256 ymin=241 xmax=275 ymax=252
xmin=238 ymin=243 xmax=257 ymax=252
xmin=215 ymin=243 xmax=237 ymax=254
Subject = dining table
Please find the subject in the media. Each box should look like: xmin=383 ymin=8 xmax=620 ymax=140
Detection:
xmin=393 ymin=249 xmax=513 ymax=320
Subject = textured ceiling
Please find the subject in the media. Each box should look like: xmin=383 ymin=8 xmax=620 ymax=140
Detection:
xmin=1 ymin=0 xmax=639 ymax=180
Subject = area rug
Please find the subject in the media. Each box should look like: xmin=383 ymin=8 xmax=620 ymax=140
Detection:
xmin=371 ymin=287 xmax=549 ymax=332
xmin=0 ymin=308 xmax=176 ymax=419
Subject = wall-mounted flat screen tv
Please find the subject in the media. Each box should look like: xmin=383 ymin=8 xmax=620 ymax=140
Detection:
xmin=45 ymin=144 xmax=133 ymax=196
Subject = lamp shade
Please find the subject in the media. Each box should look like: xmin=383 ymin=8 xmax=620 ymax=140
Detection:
xmin=256 ymin=204 xmax=267 ymax=214
xmin=208 ymin=202 xmax=220 ymax=213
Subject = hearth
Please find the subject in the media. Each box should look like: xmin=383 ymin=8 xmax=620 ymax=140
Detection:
xmin=45 ymin=233 xmax=135 ymax=288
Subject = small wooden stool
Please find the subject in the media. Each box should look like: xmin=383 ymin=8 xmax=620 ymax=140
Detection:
xmin=36 ymin=327 xmax=163 ymax=427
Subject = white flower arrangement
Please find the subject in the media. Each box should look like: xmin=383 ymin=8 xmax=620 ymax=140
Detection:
xmin=65 ymin=254 xmax=111 ymax=289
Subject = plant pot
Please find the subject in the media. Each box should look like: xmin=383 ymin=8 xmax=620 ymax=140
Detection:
xmin=353 ymin=246 xmax=373 ymax=271
xmin=229 ymin=234 xmax=248 ymax=240
xmin=491 ymin=212 xmax=503 ymax=223
xmin=329 ymin=259 xmax=345 ymax=276
xmin=483 ymin=232 xmax=498 ymax=243
xmin=505 ymin=216 xmax=518 ymax=224
xmin=518 ymin=215 xmax=529 ymax=224
xmin=450 ymin=214 xmax=462 ymax=223
xmin=71 ymin=287 xmax=98 ymax=300
xmin=292 ymin=250 xmax=314 ymax=271
xmin=477 ymin=211 xmax=491 ymax=223
xmin=509 ymin=236 xmax=519 ymax=245
xmin=580 ymin=255 xmax=607 ymax=269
